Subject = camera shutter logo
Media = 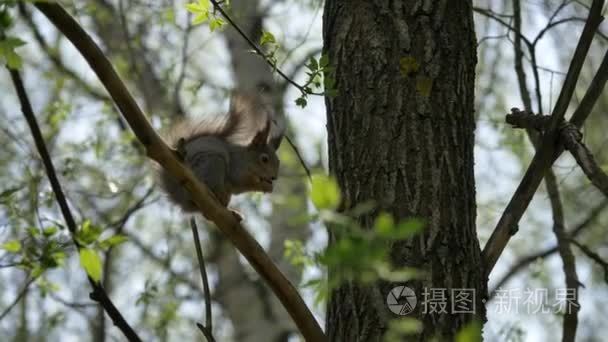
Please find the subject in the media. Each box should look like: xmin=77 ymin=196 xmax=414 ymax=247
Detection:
xmin=387 ymin=286 xmax=417 ymax=315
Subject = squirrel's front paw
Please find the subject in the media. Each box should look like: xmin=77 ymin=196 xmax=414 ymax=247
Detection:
xmin=174 ymin=138 xmax=187 ymax=161
xmin=230 ymin=209 xmax=243 ymax=222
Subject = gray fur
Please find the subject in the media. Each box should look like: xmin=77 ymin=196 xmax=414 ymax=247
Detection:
xmin=157 ymin=93 xmax=284 ymax=212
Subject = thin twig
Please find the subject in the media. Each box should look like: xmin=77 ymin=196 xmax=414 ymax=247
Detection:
xmin=570 ymin=48 xmax=608 ymax=128
xmin=506 ymin=110 xmax=608 ymax=197
xmin=481 ymin=0 xmax=605 ymax=277
xmin=489 ymin=199 xmax=608 ymax=296
xmin=0 ymin=276 xmax=35 ymax=321
xmin=17 ymin=2 xmax=110 ymax=102
xmin=545 ymin=172 xmax=580 ymax=342
xmin=190 ymin=218 xmax=215 ymax=342
xmin=207 ymin=0 xmax=322 ymax=96
xmin=285 ymin=134 xmax=312 ymax=181
xmin=569 ymin=239 xmax=608 ymax=283
xmin=511 ymin=4 xmax=581 ymax=337
xmin=7 ymin=63 xmax=142 ymax=342
xmin=172 ymin=11 xmax=193 ymax=117
xmin=560 ymin=124 xmax=608 ymax=197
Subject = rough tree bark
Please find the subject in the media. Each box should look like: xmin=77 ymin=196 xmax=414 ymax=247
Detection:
xmin=323 ymin=1 xmax=487 ymax=340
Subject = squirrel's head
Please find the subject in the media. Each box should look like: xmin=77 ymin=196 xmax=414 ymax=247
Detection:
xmin=241 ymin=119 xmax=280 ymax=193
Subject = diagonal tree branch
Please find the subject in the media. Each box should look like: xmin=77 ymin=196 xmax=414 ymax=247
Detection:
xmin=506 ymin=110 xmax=608 ymax=197
xmin=190 ymin=218 xmax=215 ymax=342
xmin=569 ymin=239 xmax=608 ymax=283
xmin=511 ymin=4 xmax=581 ymax=338
xmin=481 ymin=0 xmax=605 ymax=277
xmin=207 ymin=0 xmax=322 ymax=96
xmin=31 ymin=3 xmax=325 ymax=341
xmin=545 ymin=172 xmax=580 ymax=342
xmin=560 ymin=124 xmax=608 ymax=197
xmin=0 ymin=276 xmax=35 ymax=321
xmin=489 ymin=199 xmax=608 ymax=297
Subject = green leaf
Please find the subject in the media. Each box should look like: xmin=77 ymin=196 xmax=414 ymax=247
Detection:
xmin=310 ymin=174 xmax=341 ymax=210
xmin=323 ymin=75 xmax=336 ymax=90
xmin=308 ymin=56 xmax=319 ymax=71
xmin=31 ymin=265 xmax=44 ymax=278
xmin=375 ymin=213 xmax=424 ymax=239
xmin=415 ymin=76 xmax=433 ymax=97
xmin=325 ymin=88 xmax=338 ymax=98
xmin=399 ymin=55 xmax=419 ymax=76
xmin=0 ymin=9 xmax=13 ymax=29
xmin=385 ymin=318 xmax=423 ymax=341
xmin=1 ymin=37 xmax=26 ymax=49
xmin=374 ymin=212 xmax=395 ymax=236
xmin=319 ymin=54 xmax=329 ymax=68
xmin=260 ymin=30 xmax=276 ymax=46
xmin=209 ymin=17 xmax=225 ymax=31
xmin=455 ymin=320 xmax=482 ymax=342
xmin=77 ymin=220 xmax=103 ymax=245
xmin=185 ymin=0 xmax=210 ymax=13
xmin=43 ymin=226 xmax=59 ymax=237
xmin=51 ymin=251 xmax=66 ymax=267
xmin=79 ymin=248 xmax=102 ymax=282
xmin=396 ymin=219 xmax=425 ymax=237
xmin=186 ymin=0 xmax=211 ymax=25
xmin=5 ymin=50 xmax=21 ymax=69
xmin=2 ymin=240 xmax=21 ymax=253
xmin=27 ymin=227 xmax=40 ymax=237
xmin=163 ymin=8 xmax=175 ymax=23
xmin=295 ymin=96 xmax=307 ymax=108
xmin=0 ymin=186 xmax=20 ymax=199
xmin=0 ymin=36 xmax=26 ymax=69
xmin=99 ymin=234 xmax=128 ymax=250
xmin=192 ymin=13 xmax=208 ymax=25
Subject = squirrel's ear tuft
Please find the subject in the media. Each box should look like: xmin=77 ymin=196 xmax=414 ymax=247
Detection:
xmin=268 ymin=118 xmax=284 ymax=150
xmin=249 ymin=119 xmax=271 ymax=148
xmin=226 ymin=90 xmax=284 ymax=150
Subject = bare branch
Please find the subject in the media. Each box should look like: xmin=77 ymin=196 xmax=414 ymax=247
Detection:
xmin=570 ymin=239 xmax=608 ymax=283
xmin=6 ymin=63 xmax=141 ymax=341
xmin=481 ymin=0 xmax=605 ymax=277
xmin=0 ymin=277 xmax=35 ymax=321
xmin=190 ymin=218 xmax=215 ymax=342
xmin=570 ymin=48 xmax=608 ymax=128
xmin=560 ymin=124 xmax=608 ymax=197
xmin=489 ymin=199 xmax=608 ymax=296
xmin=17 ymin=2 xmax=110 ymax=102
xmin=506 ymin=110 xmax=608 ymax=197
xmin=510 ymin=4 xmax=581 ymax=336
xmin=545 ymin=172 xmax=580 ymax=342
xmin=285 ymin=134 xmax=312 ymax=181
xmin=207 ymin=0 xmax=322 ymax=96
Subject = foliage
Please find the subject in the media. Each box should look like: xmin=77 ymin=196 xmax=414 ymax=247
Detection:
xmin=295 ymin=54 xmax=337 ymax=107
xmin=185 ymin=0 xmax=226 ymax=31
xmin=283 ymin=173 xmax=424 ymax=307
xmin=0 ymin=36 xmax=25 ymax=69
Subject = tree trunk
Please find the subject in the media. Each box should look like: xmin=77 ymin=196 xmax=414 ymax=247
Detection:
xmin=323 ymin=1 xmax=486 ymax=340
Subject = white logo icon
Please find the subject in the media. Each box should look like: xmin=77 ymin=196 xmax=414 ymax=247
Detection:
xmin=387 ymin=286 xmax=417 ymax=315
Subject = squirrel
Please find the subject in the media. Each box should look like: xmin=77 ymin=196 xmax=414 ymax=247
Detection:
xmin=157 ymin=92 xmax=284 ymax=212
